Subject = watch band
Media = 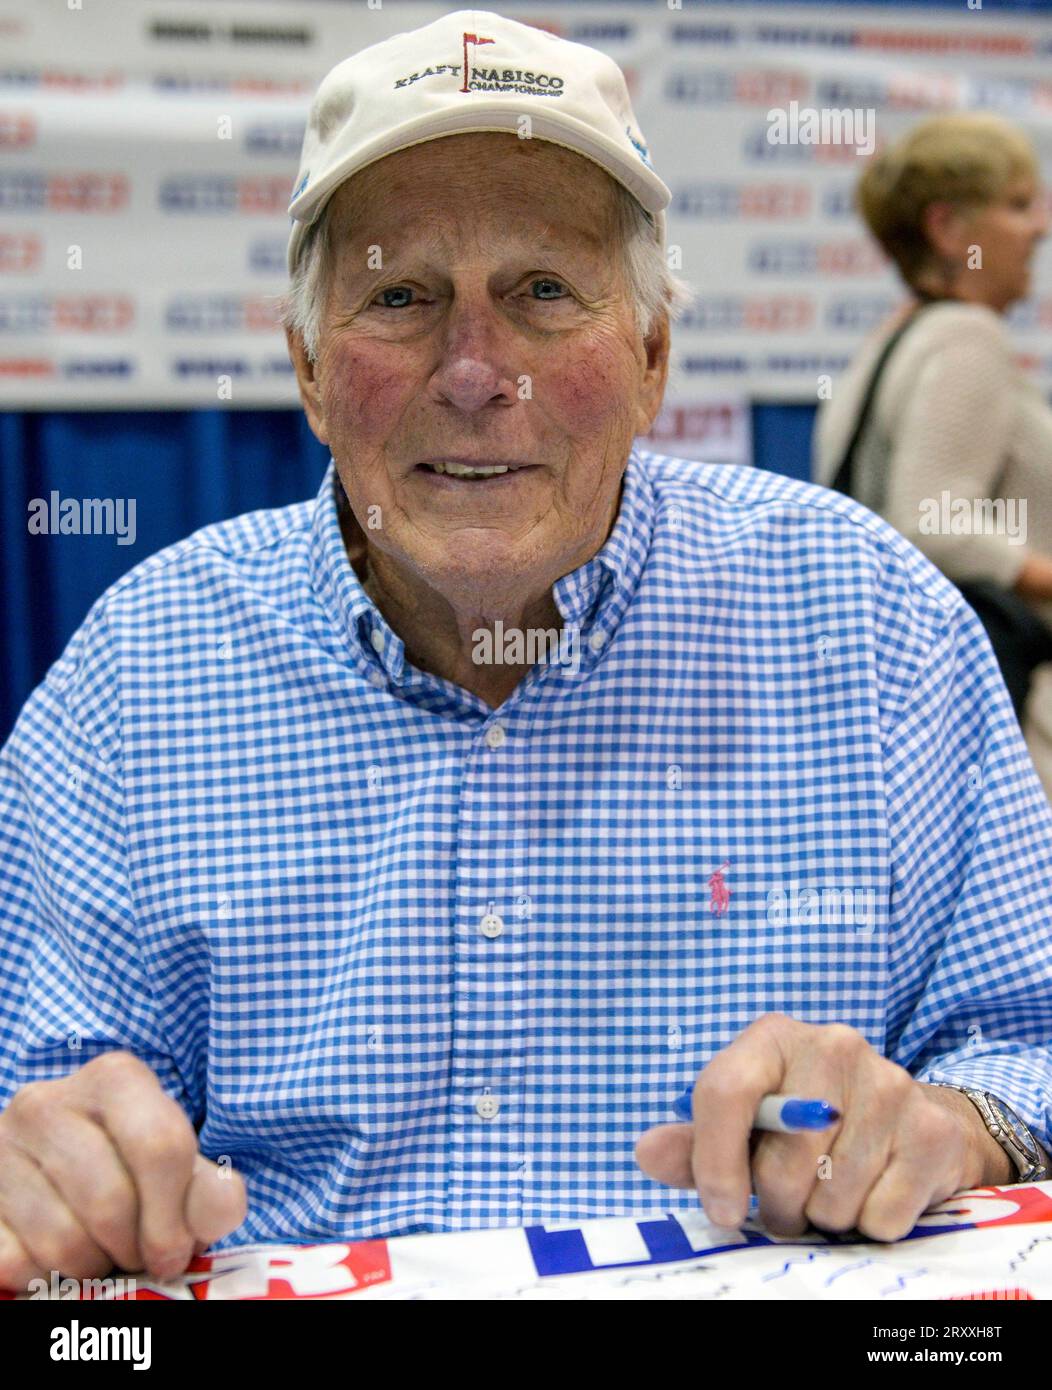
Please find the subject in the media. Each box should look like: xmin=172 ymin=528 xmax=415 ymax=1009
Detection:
xmin=933 ymin=1084 xmax=1049 ymax=1184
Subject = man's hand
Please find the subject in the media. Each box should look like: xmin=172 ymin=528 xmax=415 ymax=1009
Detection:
xmin=0 ymin=1051 xmax=247 ymax=1292
xmin=634 ymin=1014 xmax=1012 ymax=1241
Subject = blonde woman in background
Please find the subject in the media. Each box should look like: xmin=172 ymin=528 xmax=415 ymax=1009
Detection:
xmin=813 ymin=112 xmax=1052 ymax=795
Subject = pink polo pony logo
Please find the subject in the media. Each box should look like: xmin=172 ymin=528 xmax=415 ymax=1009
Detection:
xmin=708 ymin=860 xmax=731 ymax=917
xmin=460 ymin=32 xmax=495 ymax=92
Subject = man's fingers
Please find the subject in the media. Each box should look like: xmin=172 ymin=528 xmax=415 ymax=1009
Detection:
xmin=0 ymin=1143 xmax=111 ymax=1284
xmin=855 ymin=1154 xmax=942 ymax=1243
xmin=634 ymin=1123 xmax=695 ymax=1188
xmin=0 ymin=1054 xmax=249 ymax=1285
xmin=85 ymin=1054 xmax=199 ymax=1279
xmin=690 ymin=1015 xmax=793 ymax=1226
xmin=0 ymin=1219 xmax=39 ymax=1293
xmin=801 ymin=1067 xmax=909 ymax=1236
xmin=5 ymin=1102 xmax=142 ymax=1273
xmin=854 ymin=1096 xmax=970 ymax=1242
xmin=635 ymin=1125 xmax=766 ymax=1231
xmin=749 ymin=1051 xmax=849 ymax=1236
xmin=185 ymin=1156 xmax=248 ymax=1247
xmin=751 ymin=1130 xmax=832 ymax=1237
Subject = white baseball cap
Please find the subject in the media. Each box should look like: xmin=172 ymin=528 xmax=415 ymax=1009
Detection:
xmin=286 ymin=8 xmax=671 ymax=275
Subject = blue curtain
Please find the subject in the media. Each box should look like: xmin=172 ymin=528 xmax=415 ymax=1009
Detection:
xmin=0 ymin=404 xmax=814 ymax=740
xmin=0 ymin=410 xmax=331 ymax=740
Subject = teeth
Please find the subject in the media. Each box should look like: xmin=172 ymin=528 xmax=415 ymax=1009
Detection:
xmin=430 ymin=462 xmax=510 ymax=477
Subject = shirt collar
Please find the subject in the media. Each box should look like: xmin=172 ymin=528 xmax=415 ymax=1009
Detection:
xmin=306 ymin=443 xmax=655 ymax=685
xmin=551 ymin=442 xmax=654 ymax=633
xmin=307 ymin=461 xmax=403 ymax=683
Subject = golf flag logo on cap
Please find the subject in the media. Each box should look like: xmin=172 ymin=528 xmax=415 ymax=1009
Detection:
xmin=461 ymin=31 xmax=495 ymax=93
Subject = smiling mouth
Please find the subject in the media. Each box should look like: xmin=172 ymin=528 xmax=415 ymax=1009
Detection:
xmin=416 ymin=461 xmax=535 ymax=480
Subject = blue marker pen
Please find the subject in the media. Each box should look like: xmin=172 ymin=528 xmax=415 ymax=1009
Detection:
xmin=672 ymin=1085 xmax=840 ymax=1132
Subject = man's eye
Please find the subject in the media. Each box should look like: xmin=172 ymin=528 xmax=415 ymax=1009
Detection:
xmin=373 ymin=286 xmax=417 ymax=309
xmin=528 ymin=277 xmax=569 ymax=301
xmin=369 ymin=280 xmax=570 ymax=309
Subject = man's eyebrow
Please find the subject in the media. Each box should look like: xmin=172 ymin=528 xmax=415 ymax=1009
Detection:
xmin=332 ymin=229 xmax=607 ymax=290
xmin=532 ymin=234 xmax=605 ymax=258
xmin=337 ymin=221 xmax=605 ymax=259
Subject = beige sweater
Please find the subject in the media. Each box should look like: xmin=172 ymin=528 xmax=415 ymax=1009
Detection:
xmin=813 ymin=301 xmax=1052 ymax=628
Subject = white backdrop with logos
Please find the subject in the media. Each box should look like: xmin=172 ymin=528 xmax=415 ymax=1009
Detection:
xmin=2 ymin=0 xmax=1051 ymax=466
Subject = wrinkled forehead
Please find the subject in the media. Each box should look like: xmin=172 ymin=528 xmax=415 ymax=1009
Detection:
xmin=324 ymin=131 xmax=621 ymax=250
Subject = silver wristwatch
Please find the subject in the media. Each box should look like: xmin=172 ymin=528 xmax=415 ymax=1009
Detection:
xmin=934 ymin=1085 xmax=1049 ymax=1184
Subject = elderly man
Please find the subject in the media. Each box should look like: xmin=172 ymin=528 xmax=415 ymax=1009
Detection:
xmin=1 ymin=11 xmax=1051 ymax=1291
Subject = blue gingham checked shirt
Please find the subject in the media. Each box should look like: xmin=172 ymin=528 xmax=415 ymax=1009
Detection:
xmin=3 ymin=443 xmax=1052 ymax=1248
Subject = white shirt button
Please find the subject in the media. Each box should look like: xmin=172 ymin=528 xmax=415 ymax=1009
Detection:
xmin=480 ymin=912 xmax=504 ymax=939
xmin=484 ymin=723 xmax=506 ymax=750
xmin=367 ymin=669 xmax=385 ymax=688
xmin=589 ymin=630 xmax=606 ymax=653
xmin=475 ymin=1093 xmax=500 ymax=1120
xmin=370 ymin=628 xmax=385 ymax=654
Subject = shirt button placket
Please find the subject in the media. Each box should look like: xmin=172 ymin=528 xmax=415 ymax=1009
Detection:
xmin=448 ymin=717 xmax=528 ymax=1227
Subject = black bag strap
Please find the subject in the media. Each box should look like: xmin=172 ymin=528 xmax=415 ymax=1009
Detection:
xmin=830 ymin=296 xmax=942 ymax=498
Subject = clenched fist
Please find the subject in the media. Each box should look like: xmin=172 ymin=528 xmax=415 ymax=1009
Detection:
xmin=0 ymin=1051 xmax=246 ymax=1291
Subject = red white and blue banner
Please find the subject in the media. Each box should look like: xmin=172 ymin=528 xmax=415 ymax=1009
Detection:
xmin=9 ymin=1181 xmax=1052 ymax=1300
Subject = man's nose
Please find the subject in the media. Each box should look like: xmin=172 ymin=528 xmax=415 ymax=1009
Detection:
xmin=428 ymin=297 xmax=519 ymax=413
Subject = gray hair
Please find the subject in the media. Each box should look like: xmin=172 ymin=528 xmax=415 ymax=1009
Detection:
xmin=278 ymin=177 xmax=693 ymax=365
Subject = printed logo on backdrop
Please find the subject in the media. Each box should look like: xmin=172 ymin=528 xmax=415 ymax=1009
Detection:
xmin=748 ymin=240 xmax=886 ymax=276
xmin=245 ymin=122 xmax=304 ymax=156
xmin=166 ymin=295 xmax=281 ymax=333
xmin=0 ymin=173 xmax=127 ymax=212
xmin=647 ymin=401 xmax=751 ymax=465
xmin=827 ymin=297 xmax=899 ymax=331
xmin=674 ymin=183 xmax=811 ymax=220
xmin=0 ymin=296 xmax=133 ymax=332
xmin=0 ymin=233 xmax=42 ymax=273
xmin=679 ymin=298 xmax=814 ymax=332
xmin=146 ymin=18 xmax=312 ymax=47
xmin=248 ymin=238 xmax=288 ymax=274
xmin=154 ymin=74 xmax=311 ymax=96
xmin=570 ymin=23 xmax=633 ymax=45
xmin=0 ymin=113 xmax=35 ymax=147
xmin=666 ymin=70 xmax=807 ymax=106
xmin=161 ymin=176 xmax=288 ymax=214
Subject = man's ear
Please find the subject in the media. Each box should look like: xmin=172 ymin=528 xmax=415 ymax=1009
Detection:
xmin=285 ymin=325 xmax=329 ymax=446
xmin=635 ymin=308 xmax=671 ymax=439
